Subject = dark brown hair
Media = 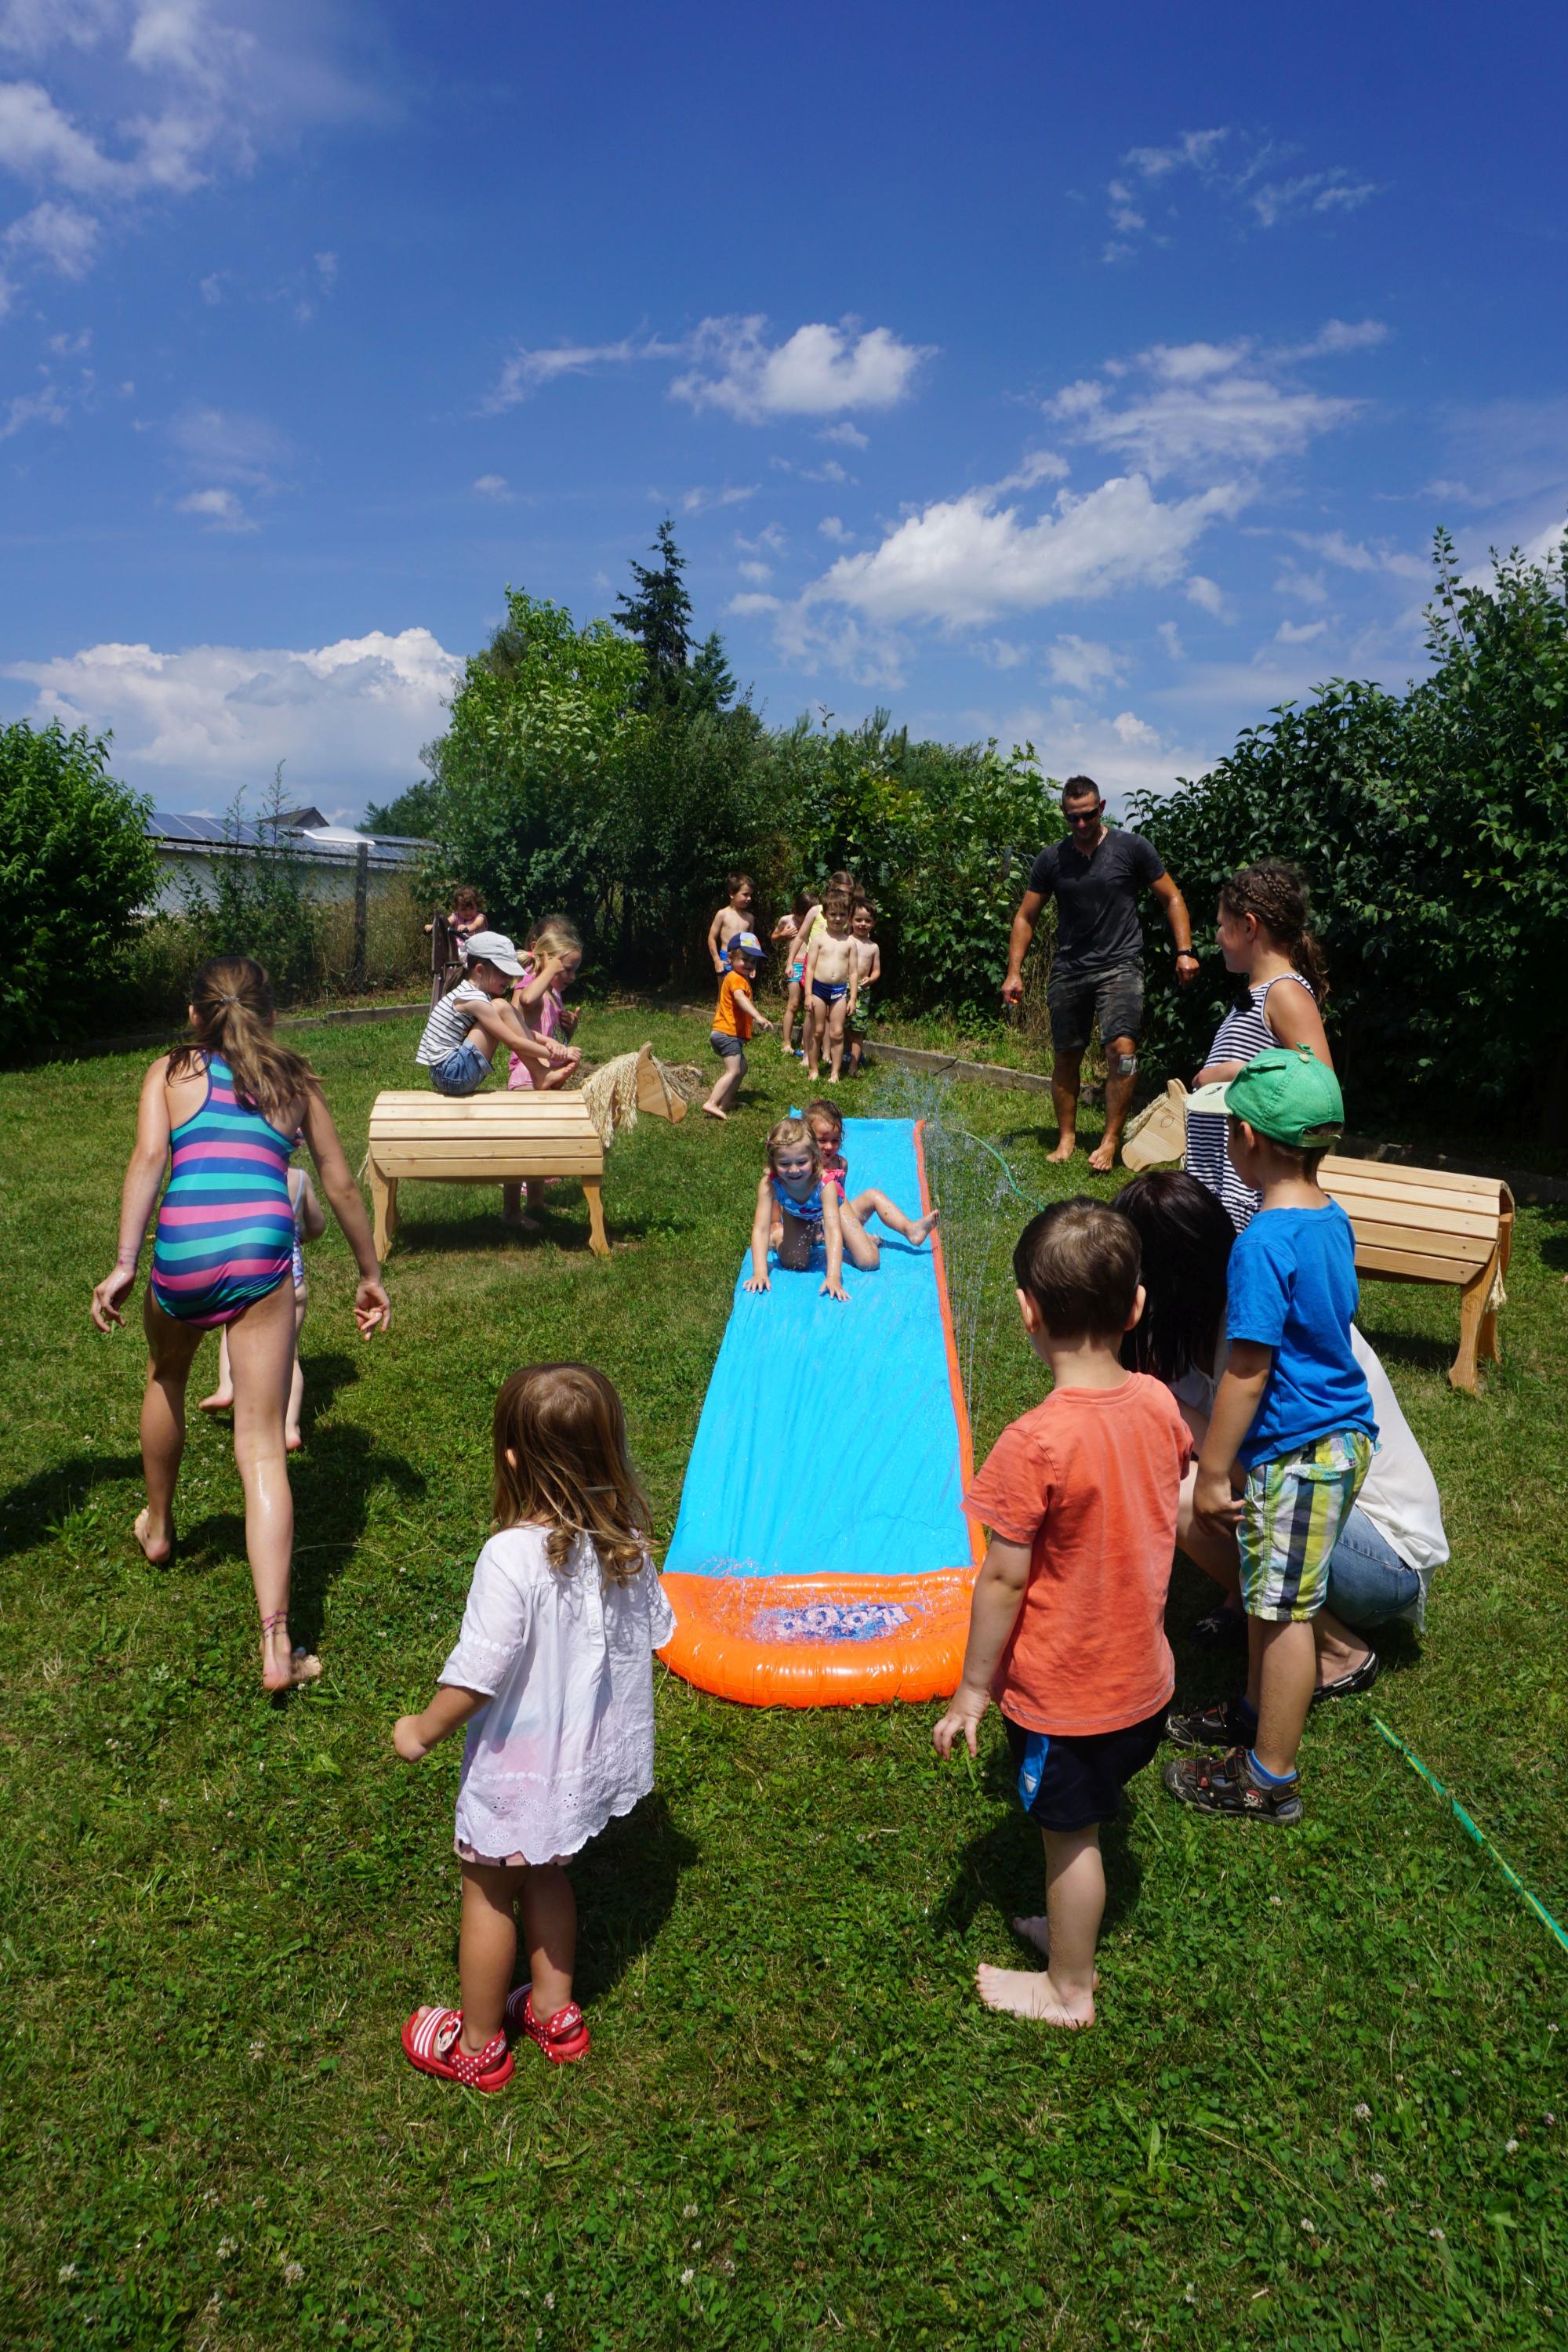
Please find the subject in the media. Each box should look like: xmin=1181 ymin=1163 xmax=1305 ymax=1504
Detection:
xmin=452 ymin=886 xmax=481 ymax=916
xmin=727 ymin=871 xmax=753 ymax=897
xmin=169 ymin=958 xmax=316 ymax=1126
xmin=1013 ymin=1196 xmax=1142 ymax=1341
xmin=1218 ymin=860 xmax=1329 ymax=1004
xmin=492 ymin=1363 xmax=651 ymax=1584
xmin=1061 ymin=774 xmax=1102 ymax=808
xmin=1113 ymin=1171 xmax=1233 ymax=1385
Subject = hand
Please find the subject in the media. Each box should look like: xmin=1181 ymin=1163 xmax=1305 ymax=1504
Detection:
xmin=1000 ymin=974 xmax=1024 ymax=1007
xmin=1175 ymin=952 xmax=1200 ymax=989
xmin=91 ymin=1265 xmax=136 ymax=1331
xmin=756 ymin=1016 xmax=775 ymax=1033
xmin=1194 ymin=1467 xmax=1243 ymax=1530
xmin=354 ymin=1277 xmax=392 ymax=1337
xmin=393 ymin=1713 xmax=430 ymax=1762
xmin=743 ymin=1272 xmax=771 ymax=1293
xmin=820 ymin=1275 xmax=850 ymax=1302
xmin=933 ymin=1679 xmax=990 ymax=1759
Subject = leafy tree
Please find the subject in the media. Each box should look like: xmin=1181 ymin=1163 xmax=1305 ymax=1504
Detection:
xmin=0 ymin=718 xmax=159 ymax=1055
xmin=615 ymin=518 xmax=694 ymax=710
xmin=184 ymin=767 xmax=325 ymax=1003
xmin=361 ymin=777 xmax=444 ymax=836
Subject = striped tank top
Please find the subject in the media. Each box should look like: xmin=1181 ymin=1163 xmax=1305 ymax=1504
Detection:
xmin=1185 ymin=973 xmax=1316 ymax=1233
xmin=151 ymin=1055 xmax=297 ymax=1327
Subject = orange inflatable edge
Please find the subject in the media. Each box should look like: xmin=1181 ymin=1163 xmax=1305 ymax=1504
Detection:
xmin=657 ymin=1120 xmax=985 ymax=1708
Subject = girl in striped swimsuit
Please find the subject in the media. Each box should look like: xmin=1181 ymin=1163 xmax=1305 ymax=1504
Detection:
xmin=91 ymin=959 xmax=390 ymax=1692
xmin=1183 ymin=861 xmax=1334 ymax=1233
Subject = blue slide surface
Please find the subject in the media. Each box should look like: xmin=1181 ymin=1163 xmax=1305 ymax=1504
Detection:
xmin=664 ymin=1118 xmax=971 ymax=1583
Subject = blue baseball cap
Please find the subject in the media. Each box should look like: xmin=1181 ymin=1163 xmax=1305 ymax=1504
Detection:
xmin=728 ymin=931 xmax=766 ymax=961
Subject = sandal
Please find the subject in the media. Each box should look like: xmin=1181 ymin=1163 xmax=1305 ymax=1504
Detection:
xmin=503 ymin=1985 xmax=590 ymax=2065
xmin=1312 ymin=1650 xmax=1379 ymax=1704
xmin=401 ymin=2005 xmax=514 ymax=2092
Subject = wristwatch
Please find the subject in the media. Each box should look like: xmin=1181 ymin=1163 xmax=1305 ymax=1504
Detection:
xmin=1176 ymin=949 xmax=1198 ymax=964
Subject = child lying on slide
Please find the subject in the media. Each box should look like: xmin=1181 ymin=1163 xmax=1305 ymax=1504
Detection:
xmin=746 ymin=1116 xmax=938 ymax=1305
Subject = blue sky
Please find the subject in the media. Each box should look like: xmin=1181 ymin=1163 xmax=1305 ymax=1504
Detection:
xmin=2 ymin=0 xmax=1564 ymax=822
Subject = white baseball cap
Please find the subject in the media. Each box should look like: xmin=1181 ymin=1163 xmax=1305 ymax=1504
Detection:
xmin=461 ymin=928 xmax=524 ymax=977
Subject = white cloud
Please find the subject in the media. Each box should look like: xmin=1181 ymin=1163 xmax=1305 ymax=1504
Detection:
xmin=198 ymin=267 xmax=223 ymax=303
xmin=169 ymin=403 xmax=289 ymax=488
xmin=1108 ymin=128 xmax=1379 ymax=254
xmin=1279 ymin=318 xmax=1388 ymax=361
xmin=175 ymin=485 xmax=254 ymax=532
xmin=736 ymin=524 xmax=786 ymax=556
xmin=1276 ymin=617 xmax=1329 ymax=644
xmin=1287 ymin=528 xmax=1425 ymax=581
xmin=977 ymin=638 xmax=1029 ymax=670
xmin=1051 ymin=342 xmax=1359 ymax=478
xmin=481 ymin=335 xmax=673 ymax=412
xmin=1157 ymin=619 xmax=1186 ymax=660
xmin=801 ymin=465 xmax=1241 ymax=632
xmin=1273 ymin=566 xmax=1329 ymax=604
xmin=1184 ymin=575 xmax=1232 ymax=619
xmin=1248 ymin=172 xmax=1377 ymax=230
xmin=0 ymin=376 xmax=66 ymax=436
xmin=1112 ymin=710 xmax=1160 ymax=747
xmin=670 ymin=315 xmax=930 ymax=423
xmin=737 ymin=558 xmax=771 ymax=584
xmin=726 ymin=591 xmax=782 ymax=618
xmin=1047 ymin=633 xmax=1125 ymax=692
xmin=818 ymin=421 xmax=868 ymax=449
xmin=968 ymin=695 xmax=1213 ymax=800
xmin=5 ymin=193 xmax=96 ymax=272
xmin=471 ymin=473 xmax=510 ymax=500
xmin=1122 ymin=129 xmax=1230 ymax=180
xmin=5 ymin=626 xmax=462 ymax=808
xmin=678 ymin=482 xmax=757 ymax=514
xmin=818 ymin=514 xmax=851 ymax=542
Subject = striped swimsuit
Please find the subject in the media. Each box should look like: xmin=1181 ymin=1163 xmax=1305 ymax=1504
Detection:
xmin=150 ymin=1056 xmax=297 ymax=1327
xmin=1185 ymin=973 xmax=1316 ymax=1232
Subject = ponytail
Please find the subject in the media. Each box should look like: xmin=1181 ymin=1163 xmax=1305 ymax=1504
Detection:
xmin=1218 ymin=861 xmax=1330 ymax=1008
xmin=171 ymin=957 xmax=317 ymax=1123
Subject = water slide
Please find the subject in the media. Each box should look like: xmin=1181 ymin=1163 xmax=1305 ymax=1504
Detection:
xmin=659 ymin=1116 xmax=983 ymax=1705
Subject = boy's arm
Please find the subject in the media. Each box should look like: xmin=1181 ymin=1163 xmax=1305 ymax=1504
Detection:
xmin=803 ymin=933 xmax=821 ymax=992
xmin=706 ymin=910 xmax=727 ymax=972
xmin=869 ymin=943 xmax=881 ymax=985
xmin=393 ymin=1681 xmax=488 ymax=1762
xmin=733 ymin=982 xmax=773 ymax=1033
xmin=1193 ymin=1342 xmax=1272 ymax=1526
xmin=932 ymin=1537 xmax=1033 ymax=1756
xmin=820 ymin=1189 xmax=848 ymax=1301
xmin=744 ymin=1174 xmax=773 ymax=1291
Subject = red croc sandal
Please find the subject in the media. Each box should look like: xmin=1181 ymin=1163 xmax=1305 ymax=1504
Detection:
xmin=503 ymin=1985 xmax=590 ymax=2064
xmin=402 ymin=2005 xmax=515 ymax=2092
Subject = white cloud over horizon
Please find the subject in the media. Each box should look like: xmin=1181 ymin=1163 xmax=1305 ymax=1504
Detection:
xmin=5 ymin=626 xmax=461 ymax=815
xmin=482 ymin=314 xmax=930 ymax=424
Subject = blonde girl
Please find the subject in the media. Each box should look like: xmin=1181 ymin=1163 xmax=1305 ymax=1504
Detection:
xmin=89 ymin=958 xmax=390 ymax=1691
xmin=503 ymin=916 xmax=586 ymax=1228
xmin=395 ymin=1363 xmax=675 ymax=2091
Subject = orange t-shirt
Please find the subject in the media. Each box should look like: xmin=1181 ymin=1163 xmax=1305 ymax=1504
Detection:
xmin=713 ymin=971 xmax=753 ymax=1041
xmin=963 ymin=1374 xmax=1192 ymax=1736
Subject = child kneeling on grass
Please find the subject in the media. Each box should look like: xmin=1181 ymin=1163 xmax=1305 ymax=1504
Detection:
xmin=1163 ymin=1046 xmax=1376 ymax=1825
xmin=394 ymin=1363 xmax=675 ymax=2091
xmin=933 ymin=1199 xmax=1192 ymax=2027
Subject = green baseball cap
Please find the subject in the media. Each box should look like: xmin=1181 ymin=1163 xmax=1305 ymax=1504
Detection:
xmin=1186 ymin=1044 xmax=1344 ymax=1151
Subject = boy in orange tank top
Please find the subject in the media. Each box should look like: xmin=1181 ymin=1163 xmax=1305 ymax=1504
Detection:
xmin=934 ymin=1198 xmax=1192 ymax=2027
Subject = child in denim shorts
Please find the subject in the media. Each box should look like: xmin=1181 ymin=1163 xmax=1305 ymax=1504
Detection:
xmin=1163 ymin=1046 xmax=1377 ymax=1826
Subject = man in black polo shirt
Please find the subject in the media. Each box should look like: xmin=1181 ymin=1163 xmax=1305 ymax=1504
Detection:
xmin=1002 ymin=773 xmax=1199 ymax=1171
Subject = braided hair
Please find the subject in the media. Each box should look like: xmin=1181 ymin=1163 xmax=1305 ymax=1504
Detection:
xmin=1217 ymin=860 xmax=1329 ymax=1004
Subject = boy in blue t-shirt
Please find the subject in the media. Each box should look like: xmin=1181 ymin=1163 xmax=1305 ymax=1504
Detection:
xmin=1163 ymin=1046 xmax=1376 ymax=1826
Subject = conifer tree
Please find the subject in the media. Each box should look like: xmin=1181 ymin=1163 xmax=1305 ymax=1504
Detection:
xmin=614 ymin=517 xmax=693 ymax=709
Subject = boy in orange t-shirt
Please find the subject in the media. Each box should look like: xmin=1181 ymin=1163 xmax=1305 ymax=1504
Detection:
xmin=934 ymin=1197 xmax=1191 ymax=2027
xmin=702 ymin=931 xmax=773 ymax=1120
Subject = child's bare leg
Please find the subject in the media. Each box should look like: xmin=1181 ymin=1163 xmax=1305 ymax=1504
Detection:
xmin=848 ymin=1188 xmax=939 ymax=1247
xmin=285 ymin=1290 xmax=307 ymax=1450
xmin=977 ymin=1825 xmax=1101 ymax=2027
xmin=827 ymin=999 xmax=848 ymax=1080
xmin=837 ymin=1202 xmax=881 ymax=1271
xmin=521 ymin=1861 xmax=577 ymax=2018
xmin=226 ymin=1278 xmax=310 ymax=1691
xmin=1250 ymin=1616 xmax=1314 ymax=1779
xmin=458 ymin=1862 xmax=522 ymax=2053
xmin=502 ymin=1180 xmax=541 ymax=1230
xmin=138 ymin=1293 xmax=204 ymax=1563
xmin=702 ymin=1051 xmax=746 ymax=1119
xmin=781 ymin=982 xmax=802 ymax=1053
xmin=804 ymin=999 xmax=822 ymax=1079
xmin=539 ymin=1051 xmax=580 ymax=1093
xmin=198 ymin=1328 xmax=234 ymax=1414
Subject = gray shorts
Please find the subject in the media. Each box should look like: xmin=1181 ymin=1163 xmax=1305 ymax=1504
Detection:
xmin=710 ymin=1030 xmax=746 ymax=1062
xmin=1047 ymin=961 xmax=1144 ymax=1055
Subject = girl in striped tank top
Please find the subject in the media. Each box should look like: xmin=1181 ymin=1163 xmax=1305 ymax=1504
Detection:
xmin=1183 ymin=862 xmax=1334 ymax=1232
xmin=91 ymin=960 xmax=391 ymax=1692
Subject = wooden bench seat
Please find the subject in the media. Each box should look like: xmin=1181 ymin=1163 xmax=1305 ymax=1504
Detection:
xmin=1318 ymin=1155 xmax=1513 ymax=1394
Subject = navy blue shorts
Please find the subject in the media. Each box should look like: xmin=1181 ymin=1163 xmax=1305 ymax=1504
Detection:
xmin=1001 ymin=1704 xmax=1167 ymax=1833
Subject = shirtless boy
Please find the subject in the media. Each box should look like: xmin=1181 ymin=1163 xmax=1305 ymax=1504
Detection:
xmin=706 ymin=874 xmax=756 ymax=975
xmin=803 ymin=891 xmax=857 ymax=1083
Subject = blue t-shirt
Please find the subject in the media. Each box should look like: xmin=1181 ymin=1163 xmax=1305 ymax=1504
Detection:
xmin=1225 ymin=1200 xmax=1376 ymax=1469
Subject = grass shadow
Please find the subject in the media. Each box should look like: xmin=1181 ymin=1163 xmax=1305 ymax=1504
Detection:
xmin=0 ymin=1451 xmax=145 ymax=1564
xmin=933 ymin=1745 xmax=1144 ymax=1947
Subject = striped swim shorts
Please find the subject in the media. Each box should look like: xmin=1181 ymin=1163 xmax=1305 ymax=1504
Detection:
xmin=1239 ymin=1430 xmax=1374 ymax=1623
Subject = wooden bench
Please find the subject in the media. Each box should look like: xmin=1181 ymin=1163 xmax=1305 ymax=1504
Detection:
xmin=368 ymin=1089 xmax=610 ymax=1257
xmin=1319 ymin=1155 xmax=1514 ymax=1396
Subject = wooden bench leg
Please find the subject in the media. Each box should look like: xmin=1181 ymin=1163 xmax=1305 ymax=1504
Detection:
xmin=1479 ymin=1212 xmax=1512 ymax=1365
xmin=368 ymin=1160 xmax=397 ymax=1260
xmin=583 ymin=1177 xmax=610 ymax=1258
xmin=1450 ymin=1256 xmax=1492 ymax=1394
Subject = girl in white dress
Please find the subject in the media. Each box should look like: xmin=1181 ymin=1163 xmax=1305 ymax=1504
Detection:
xmin=395 ymin=1363 xmax=675 ymax=2092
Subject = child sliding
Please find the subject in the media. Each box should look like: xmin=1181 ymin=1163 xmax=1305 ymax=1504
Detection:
xmin=395 ymin=1363 xmax=675 ymax=2091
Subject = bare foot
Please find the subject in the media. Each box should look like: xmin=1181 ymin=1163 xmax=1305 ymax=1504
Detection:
xmin=261 ymin=1620 xmax=321 ymax=1692
xmin=502 ymin=1210 xmax=542 ymax=1232
xmin=1010 ymin=1917 xmax=1102 ymax=1989
xmin=1046 ymin=1138 xmax=1076 ymax=1163
xmin=285 ymin=1428 xmax=303 ymax=1454
xmin=702 ymin=1103 xmax=727 ymax=1121
xmin=1087 ymin=1138 xmax=1119 ymax=1174
xmin=197 ymin=1388 xmax=234 ymax=1414
xmin=975 ymin=1962 xmax=1094 ymax=2027
xmin=134 ymin=1507 xmax=172 ymax=1566
xmin=913 ymin=1207 xmax=940 ymax=1245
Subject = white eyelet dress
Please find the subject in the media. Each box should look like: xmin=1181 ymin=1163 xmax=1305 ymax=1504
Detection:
xmin=441 ymin=1526 xmax=677 ymax=1867
xmin=1184 ymin=972 xmax=1317 ymax=1232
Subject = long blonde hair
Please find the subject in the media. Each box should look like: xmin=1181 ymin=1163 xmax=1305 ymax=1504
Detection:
xmin=169 ymin=958 xmax=315 ymax=1124
xmin=492 ymin=1363 xmax=651 ymax=1584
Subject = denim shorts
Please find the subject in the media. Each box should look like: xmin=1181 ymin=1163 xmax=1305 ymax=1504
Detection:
xmin=1325 ymin=1505 xmax=1424 ymax=1629
xmin=1047 ymin=960 xmax=1145 ymax=1054
xmin=710 ymin=1029 xmax=746 ymax=1062
xmin=428 ymin=1041 xmax=490 ymax=1097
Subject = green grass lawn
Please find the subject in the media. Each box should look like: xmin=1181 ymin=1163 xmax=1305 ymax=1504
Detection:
xmin=2 ymin=1007 xmax=1566 ymax=2350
